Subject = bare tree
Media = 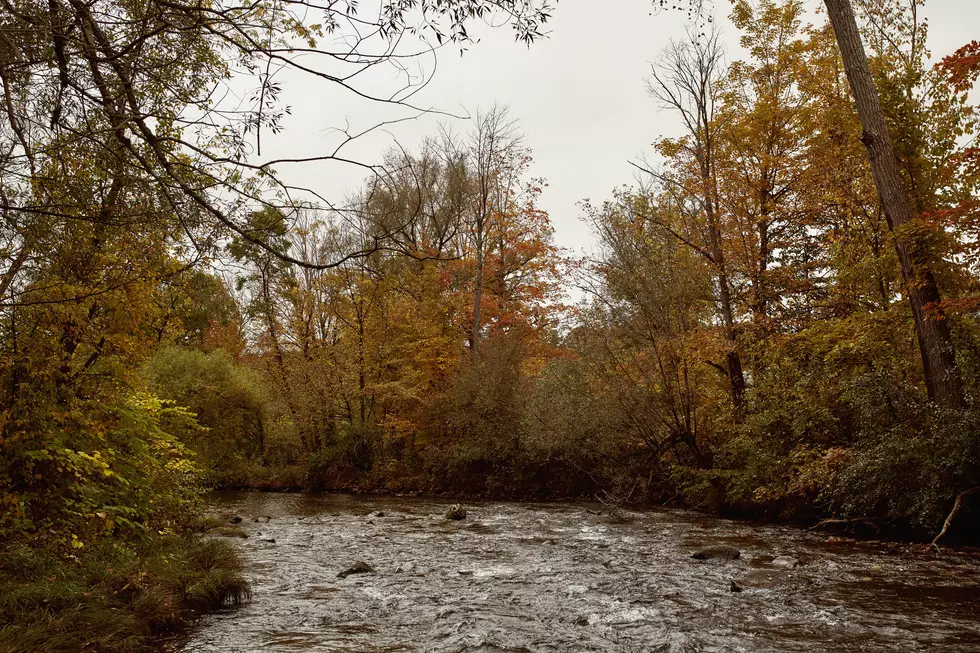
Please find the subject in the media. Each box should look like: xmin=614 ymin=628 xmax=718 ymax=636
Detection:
xmin=644 ymin=28 xmax=747 ymax=410
xmin=465 ymin=106 xmax=523 ymax=366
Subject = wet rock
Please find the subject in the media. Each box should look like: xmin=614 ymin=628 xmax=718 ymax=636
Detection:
xmin=691 ymin=545 xmax=741 ymax=560
xmin=254 ymin=516 xmax=271 ymax=523
xmin=338 ymin=561 xmax=376 ymax=579
xmin=215 ymin=526 xmax=248 ymax=539
xmin=735 ymin=568 xmax=788 ymax=588
xmin=369 ymin=511 xmax=386 ymax=518
xmin=771 ymin=555 xmax=800 ymax=569
xmin=730 ymin=580 xmax=744 ymax=593
xmin=574 ymin=616 xmax=590 ymax=626
xmin=395 ymin=562 xmax=418 ymax=574
xmin=445 ymin=504 xmax=467 ymax=520
xmin=228 ymin=516 xmax=243 ymax=524
xmin=259 ymin=537 xmax=276 ymax=543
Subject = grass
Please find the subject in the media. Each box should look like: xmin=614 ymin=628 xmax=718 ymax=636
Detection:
xmin=0 ymin=534 xmax=249 ymax=653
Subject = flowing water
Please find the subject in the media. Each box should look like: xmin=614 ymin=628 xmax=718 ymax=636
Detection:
xmin=174 ymin=492 xmax=980 ymax=652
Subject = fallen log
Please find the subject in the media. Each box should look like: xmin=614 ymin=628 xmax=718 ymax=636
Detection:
xmin=931 ymin=486 xmax=980 ymax=550
xmin=808 ymin=517 xmax=880 ymax=535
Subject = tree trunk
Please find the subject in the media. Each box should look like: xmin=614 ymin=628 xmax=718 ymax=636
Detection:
xmin=471 ymin=231 xmax=484 ymax=367
xmin=705 ymin=188 xmax=746 ymax=410
xmin=824 ymin=0 xmax=963 ymax=409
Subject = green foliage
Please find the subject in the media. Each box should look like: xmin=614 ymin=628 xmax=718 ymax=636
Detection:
xmin=827 ymin=376 xmax=980 ymax=528
xmin=0 ymin=392 xmax=202 ymax=546
xmin=143 ymin=346 xmax=280 ymax=485
xmin=0 ymin=535 xmax=248 ymax=653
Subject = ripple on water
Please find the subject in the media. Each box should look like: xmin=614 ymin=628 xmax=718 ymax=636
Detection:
xmin=171 ymin=492 xmax=980 ymax=653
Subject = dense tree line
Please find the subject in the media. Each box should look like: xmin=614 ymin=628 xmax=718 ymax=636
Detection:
xmin=144 ymin=0 xmax=980 ymax=541
xmin=1 ymin=0 xmax=980 ymax=646
xmin=0 ymin=1 xmax=553 ymax=648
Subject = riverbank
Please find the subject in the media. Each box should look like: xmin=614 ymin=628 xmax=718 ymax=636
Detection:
xmin=0 ymin=529 xmax=248 ymax=653
xmin=210 ymin=461 xmax=974 ymax=545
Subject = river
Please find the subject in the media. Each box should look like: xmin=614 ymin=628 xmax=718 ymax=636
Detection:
xmin=173 ymin=492 xmax=980 ymax=652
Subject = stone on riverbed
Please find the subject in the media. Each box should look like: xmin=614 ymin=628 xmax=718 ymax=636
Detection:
xmin=735 ymin=568 xmax=789 ymax=588
xmin=338 ymin=561 xmax=376 ymax=579
xmin=445 ymin=504 xmax=467 ymax=520
xmin=771 ymin=555 xmax=800 ymax=568
xmin=691 ymin=545 xmax=741 ymax=560
xmin=228 ymin=516 xmax=243 ymax=524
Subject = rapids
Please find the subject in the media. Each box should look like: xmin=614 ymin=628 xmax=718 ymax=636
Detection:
xmin=174 ymin=492 xmax=980 ymax=652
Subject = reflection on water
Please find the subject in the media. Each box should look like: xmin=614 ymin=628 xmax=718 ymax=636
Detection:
xmin=173 ymin=492 xmax=980 ymax=652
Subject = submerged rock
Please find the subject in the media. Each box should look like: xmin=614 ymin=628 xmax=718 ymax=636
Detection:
xmin=771 ymin=555 xmax=800 ymax=569
xmin=730 ymin=580 xmax=744 ymax=593
xmin=691 ymin=545 xmax=741 ymax=560
xmin=228 ymin=516 xmax=243 ymax=524
xmin=735 ymin=568 xmax=789 ymax=588
xmin=254 ymin=516 xmax=271 ymax=523
xmin=338 ymin=561 xmax=376 ymax=579
xmin=445 ymin=504 xmax=467 ymax=520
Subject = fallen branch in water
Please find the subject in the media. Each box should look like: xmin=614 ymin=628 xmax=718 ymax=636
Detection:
xmin=808 ymin=517 xmax=880 ymax=535
xmin=931 ymin=486 xmax=980 ymax=550
xmin=594 ymin=480 xmax=638 ymax=517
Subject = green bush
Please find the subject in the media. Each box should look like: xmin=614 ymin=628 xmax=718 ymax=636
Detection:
xmin=143 ymin=346 xmax=276 ymax=484
xmin=0 ymin=392 xmax=203 ymax=546
xmin=827 ymin=374 xmax=980 ymax=529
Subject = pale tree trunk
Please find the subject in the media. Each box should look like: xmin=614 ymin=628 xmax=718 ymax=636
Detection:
xmin=824 ymin=0 xmax=963 ymax=409
xmin=471 ymin=219 xmax=485 ymax=367
xmin=467 ymin=106 xmax=518 ymax=367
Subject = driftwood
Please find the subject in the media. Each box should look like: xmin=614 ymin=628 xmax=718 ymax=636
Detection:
xmin=808 ymin=517 xmax=880 ymax=535
xmin=931 ymin=486 xmax=980 ymax=549
xmin=593 ymin=481 xmax=638 ymax=518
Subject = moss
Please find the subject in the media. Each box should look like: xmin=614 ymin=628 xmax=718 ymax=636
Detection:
xmin=0 ymin=535 xmax=249 ymax=653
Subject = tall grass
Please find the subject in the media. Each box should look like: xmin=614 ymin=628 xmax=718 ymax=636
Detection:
xmin=0 ymin=535 xmax=249 ymax=653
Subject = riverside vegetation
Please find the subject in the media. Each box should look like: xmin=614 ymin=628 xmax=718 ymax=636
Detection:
xmin=2 ymin=0 xmax=980 ymax=650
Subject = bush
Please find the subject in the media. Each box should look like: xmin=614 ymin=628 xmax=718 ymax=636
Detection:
xmin=826 ymin=374 xmax=980 ymax=530
xmin=0 ymin=392 xmax=203 ymax=546
xmin=143 ymin=346 xmax=276 ymax=484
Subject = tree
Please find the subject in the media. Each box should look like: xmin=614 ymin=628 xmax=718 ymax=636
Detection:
xmin=0 ymin=0 xmax=556 ymax=276
xmin=644 ymin=29 xmax=748 ymax=410
xmin=823 ymin=0 xmax=963 ymax=408
xmin=650 ymin=0 xmax=965 ymax=408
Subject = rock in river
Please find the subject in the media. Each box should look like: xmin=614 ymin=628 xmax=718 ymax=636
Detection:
xmin=771 ymin=555 xmax=800 ymax=569
xmin=338 ymin=561 xmax=376 ymax=579
xmin=445 ymin=504 xmax=467 ymax=520
xmin=691 ymin=545 xmax=741 ymax=560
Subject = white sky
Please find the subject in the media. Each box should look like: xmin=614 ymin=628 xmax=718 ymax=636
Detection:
xmin=255 ymin=0 xmax=979 ymax=259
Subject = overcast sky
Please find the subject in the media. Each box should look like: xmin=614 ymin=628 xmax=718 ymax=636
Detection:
xmin=257 ymin=0 xmax=979 ymax=259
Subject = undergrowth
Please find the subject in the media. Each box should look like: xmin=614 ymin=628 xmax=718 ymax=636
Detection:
xmin=0 ymin=534 xmax=249 ymax=653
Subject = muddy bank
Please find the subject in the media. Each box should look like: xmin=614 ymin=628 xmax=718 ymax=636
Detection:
xmin=174 ymin=492 xmax=980 ymax=652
